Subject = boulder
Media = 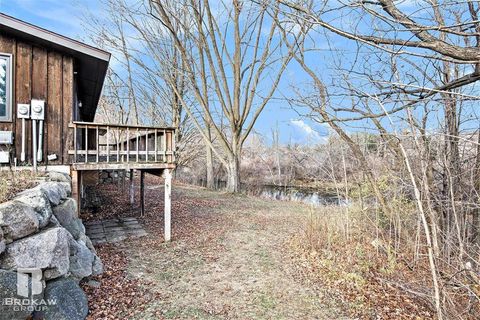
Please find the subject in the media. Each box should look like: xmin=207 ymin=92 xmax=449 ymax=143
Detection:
xmin=59 ymin=182 xmax=72 ymax=198
xmin=85 ymin=237 xmax=96 ymax=254
xmin=0 ymin=228 xmax=4 ymax=253
xmin=0 ymin=227 xmax=70 ymax=280
xmin=47 ymin=172 xmax=71 ymax=184
xmin=92 ymin=255 xmax=104 ymax=276
xmin=43 ymin=278 xmax=88 ymax=320
xmin=48 ymin=214 xmax=61 ymax=228
xmin=15 ymin=189 xmax=52 ymax=228
xmin=0 ymin=200 xmax=39 ymax=242
xmin=33 ymin=182 xmax=70 ymax=206
xmin=0 ymin=269 xmax=36 ymax=319
xmin=53 ymin=199 xmax=84 ymax=240
xmin=68 ymin=239 xmax=94 ymax=280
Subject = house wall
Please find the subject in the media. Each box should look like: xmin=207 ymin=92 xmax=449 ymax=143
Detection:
xmin=0 ymin=32 xmax=74 ymax=166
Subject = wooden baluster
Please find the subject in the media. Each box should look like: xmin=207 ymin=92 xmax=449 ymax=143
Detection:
xmin=145 ymin=129 xmax=149 ymax=162
xmin=121 ymin=129 xmax=124 ymax=162
xmin=96 ymin=126 xmax=99 ymax=163
xmin=163 ymin=129 xmax=167 ymax=163
xmin=136 ymin=128 xmax=139 ymax=162
xmin=154 ymin=129 xmax=158 ymax=162
xmin=126 ymin=127 xmax=130 ymax=163
xmin=117 ymin=127 xmax=120 ymax=162
xmin=84 ymin=126 xmax=88 ymax=163
xmin=73 ymin=124 xmax=77 ymax=163
xmin=106 ymin=126 xmax=110 ymax=163
xmin=172 ymin=130 xmax=176 ymax=162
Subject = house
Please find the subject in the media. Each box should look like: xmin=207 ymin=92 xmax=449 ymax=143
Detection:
xmin=0 ymin=13 xmax=175 ymax=241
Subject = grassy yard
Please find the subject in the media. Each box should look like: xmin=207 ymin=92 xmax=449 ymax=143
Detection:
xmin=82 ymin=178 xmax=433 ymax=319
xmin=83 ymin=180 xmax=350 ymax=319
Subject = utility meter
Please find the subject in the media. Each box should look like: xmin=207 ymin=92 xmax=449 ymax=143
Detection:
xmin=31 ymin=99 xmax=45 ymax=120
xmin=17 ymin=103 xmax=30 ymax=119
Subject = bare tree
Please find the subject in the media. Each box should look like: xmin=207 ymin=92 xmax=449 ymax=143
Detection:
xmin=276 ymin=0 xmax=480 ymax=317
xmin=149 ymin=0 xmax=301 ymax=192
xmin=82 ymin=0 xmax=201 ymax=169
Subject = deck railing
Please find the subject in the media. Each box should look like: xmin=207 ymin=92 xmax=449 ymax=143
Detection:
xmin=68 ymin=122 xmax=176 ymax=165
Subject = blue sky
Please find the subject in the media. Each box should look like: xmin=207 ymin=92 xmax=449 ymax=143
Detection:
xmin=0 ymin=0 xmax=330 ymax=145
xmin=5 ymin=1 xmax=464 ymax=145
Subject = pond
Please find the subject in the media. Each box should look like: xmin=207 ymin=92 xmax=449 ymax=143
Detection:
xmin=197 ymin=179 xmax=347 ymax=206
xmin=248 ymin=184 xmax=348 ymax=207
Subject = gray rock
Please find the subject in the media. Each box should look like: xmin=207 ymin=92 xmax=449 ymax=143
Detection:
xmin=15 ymin=189 xmax=52 ymax=228
xmin=84 ymin=279 xmax=101 ymax=288
xmin=0 ymin=227 xmax=70 ymax=280
xmin=53 ymin=199 xmax=84 ymax=240
xmin=92 ymin=255 xmax=103 ymax=276
xmin=43 ymin=277 xmax=88 ymax=320
xmin=34 ymin=182 xmax=69 ymax=206
xmin=47 ymin=172 xmax=72 ymax=184
xmin=83 ymin=237 xmax=102 ymax=275
xmin=0 ymin=200 xmax=39 ymax=242
xmin=68 ymin=239 xmax=94 ymax=280
xmin=85 ymin=237 xmax=96 ymax=254
xmin=0 ymin=269 xmax=38 ymax=319
xmin=58 ymin=182 xmax=72 ymax=197
xmin=48 ymin=214 xmax=61 ymax=227
xmin=0 ymin=224 xmax=3 ymax=253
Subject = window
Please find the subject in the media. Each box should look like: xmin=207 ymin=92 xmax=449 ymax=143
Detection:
xmin=0 ymin=53 xmax=12 ymax=122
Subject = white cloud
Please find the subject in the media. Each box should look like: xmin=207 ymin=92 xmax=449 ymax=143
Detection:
xmin=290 ymin=119 xmax=327 ymax=143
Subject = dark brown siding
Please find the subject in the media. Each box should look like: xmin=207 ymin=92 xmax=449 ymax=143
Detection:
xmin=46 ymin=52 xmax=63 ymax=165
xmin=63 ymin=57 xmax=73 ymax=163
xmin=32 ymin=47 xmax=48 ymax=162
xmin=0 ymin=32 xmax=74 ymax=166
xmin=15 ymin=42 xmax=32 ymax=161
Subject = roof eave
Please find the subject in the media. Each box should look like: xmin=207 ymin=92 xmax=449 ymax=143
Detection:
xmin=0 ymin=13 xmax=110 ymax=62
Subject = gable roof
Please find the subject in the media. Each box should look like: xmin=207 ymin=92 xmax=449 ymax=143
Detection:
xmin=0 ymin=13 xmax=110 ymax=121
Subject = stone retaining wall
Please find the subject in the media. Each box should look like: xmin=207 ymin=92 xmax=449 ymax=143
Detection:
xmin=0 ymin=172 xmax=102 ymax=320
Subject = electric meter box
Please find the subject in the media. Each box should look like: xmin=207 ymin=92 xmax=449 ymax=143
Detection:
xmin=0 ymin=131 xmax=14 ymax=144
xmin=31 ymin=99 xmax=45 ymax=120
xmin=0 ymin=151 xmax=9 ymax=163
xmin=17 ymin=103 xmax=30 ymax=119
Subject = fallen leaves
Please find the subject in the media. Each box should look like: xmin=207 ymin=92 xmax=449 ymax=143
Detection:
xmin=81 ymin=243 xmax=163 ymax=320
xmin=80 ymin=176 xmax=225 ymax=319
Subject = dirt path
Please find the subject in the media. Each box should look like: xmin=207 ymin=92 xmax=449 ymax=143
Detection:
xmin=84 ymin=183 xmax=348 ymax=319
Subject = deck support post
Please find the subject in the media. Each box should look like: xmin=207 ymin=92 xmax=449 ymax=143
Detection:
xmin=164 ymin=168 xmax=172 ymax=242
xmin=140 ymin=170 xmax=145 ymax=216
xmin=129 ymin=169 xmax=134 ymax=205
xmin=71 ymin=170 xmax=81 ymax=215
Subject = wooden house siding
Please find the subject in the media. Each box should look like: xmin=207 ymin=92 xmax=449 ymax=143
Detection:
xmin=0 ymin=32 xmax=74 ymax=165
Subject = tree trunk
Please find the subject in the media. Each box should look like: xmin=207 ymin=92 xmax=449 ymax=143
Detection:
xmin=205 ymin=126 xmax=215 ymax=189
xmin=472 ymin=129 xmax=480 ymax=244
xmin=226 ymin=154 xmax=241 ymax=193
xmin=442 ymin=94 xmax=460 ymax=252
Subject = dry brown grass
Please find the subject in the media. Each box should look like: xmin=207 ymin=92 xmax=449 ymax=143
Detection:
xmin=0 ymin=170 xmax=42 ymax=203
xmin=289 ymin=204 xmax=480 ymax=319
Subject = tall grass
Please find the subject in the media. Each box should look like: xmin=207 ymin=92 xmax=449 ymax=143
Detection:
xmin=290 ymin=201 xmax=479 ymax=319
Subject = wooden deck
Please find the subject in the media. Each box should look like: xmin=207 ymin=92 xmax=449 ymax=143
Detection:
xmin=68 ymin=121 xmax=176 ymax=171
xmin=67 ymin=122 xmax=175 ymax=242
